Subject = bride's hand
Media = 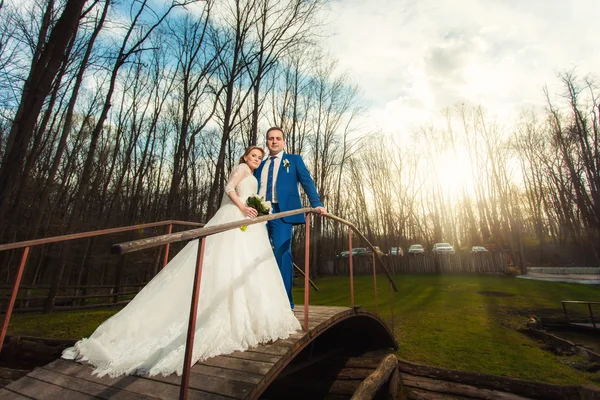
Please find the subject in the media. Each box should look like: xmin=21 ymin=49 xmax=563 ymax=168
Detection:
xmin=241 ymin=206 xmax=258 ymax=218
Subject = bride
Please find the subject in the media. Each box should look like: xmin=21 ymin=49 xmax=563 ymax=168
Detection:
xmin=62 ymin=146 xmax=301 ymax=377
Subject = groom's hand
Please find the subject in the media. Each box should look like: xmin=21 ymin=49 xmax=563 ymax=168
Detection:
xmin=315 ymin=206 xmax=327 ymax=215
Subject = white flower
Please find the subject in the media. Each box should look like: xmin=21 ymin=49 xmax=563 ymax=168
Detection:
xmin=283 ymin=159 xmax=290 ymax=173
xmin=261 ymin=200 xmax=272 ymax=213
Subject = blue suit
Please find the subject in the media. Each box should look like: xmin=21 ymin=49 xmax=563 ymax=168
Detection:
xmin=255 ymin=153 xmax=323 ymax=309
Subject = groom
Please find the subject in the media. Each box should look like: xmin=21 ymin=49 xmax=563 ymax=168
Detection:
xmin=255 ymin=127 xmax=327 ymax=309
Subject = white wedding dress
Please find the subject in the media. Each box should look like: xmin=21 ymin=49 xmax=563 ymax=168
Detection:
xmin=62 ymin=163 xmax=300 ymax=377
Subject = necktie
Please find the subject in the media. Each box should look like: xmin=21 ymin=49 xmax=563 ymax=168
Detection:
xmin=266 ymin=156 xmax=276 ymax=202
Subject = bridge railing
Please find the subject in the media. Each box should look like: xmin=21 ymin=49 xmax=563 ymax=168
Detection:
xmin=111 ymin=208 xmax=398 ymax=400
xmin=0 ymin=220 xmax=204 ymax=353
xmin=562 ymin=300 xmax=599 ymax=328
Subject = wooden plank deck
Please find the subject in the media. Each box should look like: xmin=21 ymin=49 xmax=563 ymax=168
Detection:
xmin=1 ymin=305 xmax=382 ymax=400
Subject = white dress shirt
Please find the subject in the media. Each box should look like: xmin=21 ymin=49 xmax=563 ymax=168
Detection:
xmin=259 ymin=151 xmax=283 ymax=203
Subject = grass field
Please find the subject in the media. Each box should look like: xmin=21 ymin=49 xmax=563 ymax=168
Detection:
xmin=6 ymin=274 xmax=600 ymax=386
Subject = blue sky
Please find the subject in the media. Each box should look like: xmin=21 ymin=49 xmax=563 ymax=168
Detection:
xmin=321 ymin=0 xmax=600 ymax=135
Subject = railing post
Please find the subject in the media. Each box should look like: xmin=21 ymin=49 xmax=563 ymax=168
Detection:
xmin=589 ymin=303 xmax=596 ymax=329
xmin=162 ymin=224 xmax=173 ymax=269
xmin=562 ymin=301 xmax=569 ymax=324
xmin=180 ymin=238 xmax=206 ymax=400
xmin=0 ymin=247 xmax=30 ymax=353
xmin=390 ymin=280 xmax=394 ymax=334
xmin=348 ymin=227 xmax=354 ymax=308
xmin=372 ymin=252 xmax=378 ymax=316
xmin=303 ymin=213 xmax=311 ymax=331
xmin=112 ymin=254 xmax=126 ymax=304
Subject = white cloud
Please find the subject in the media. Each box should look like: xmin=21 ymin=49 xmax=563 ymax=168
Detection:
xmin=321 ymin=0 xmax=600 ymax=136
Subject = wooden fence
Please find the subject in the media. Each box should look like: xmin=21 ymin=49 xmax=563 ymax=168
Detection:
xmin=0 ymin=283 xmax=147 ymax=313
xmin=3 ymin=253 xmax=508 ymax=313
xmin=332 ymin=252 xmax=508 ymax=275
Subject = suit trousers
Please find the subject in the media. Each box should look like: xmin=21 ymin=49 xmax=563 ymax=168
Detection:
xmin=267 ymin=203 xmax=294 ymax=309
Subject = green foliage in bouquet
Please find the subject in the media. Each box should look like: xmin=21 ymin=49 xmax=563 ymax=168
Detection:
xmin=240 ymin=195 xmax=272 ymax=231
xmin=246 ymin=195 xmax=272 ymax=216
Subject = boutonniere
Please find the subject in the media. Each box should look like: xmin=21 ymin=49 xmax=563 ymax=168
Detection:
xmin=283 ymin=159 xmax=290 ymax=173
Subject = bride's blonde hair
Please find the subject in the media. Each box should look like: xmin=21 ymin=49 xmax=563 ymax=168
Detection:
xmin=239 ymin=145 xmax=265 ymax=164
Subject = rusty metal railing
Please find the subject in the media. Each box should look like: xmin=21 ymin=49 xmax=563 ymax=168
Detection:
xmin=562 ymin=300 xmax=599 ymax=328
xmin=0 ymin=220 xmax=204 ymax=352
xmin=111 ymin=208 xmax=398 ymax=400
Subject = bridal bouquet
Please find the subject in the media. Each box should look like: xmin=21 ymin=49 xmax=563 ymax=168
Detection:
xmin=240 ymin=195 xmax=272 ymax=231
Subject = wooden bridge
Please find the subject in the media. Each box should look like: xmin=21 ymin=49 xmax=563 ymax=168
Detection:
xmin=0 ymin=305 xmax=397 ymax=399
xmin=0 ymin=209 xmax=399 ymax=398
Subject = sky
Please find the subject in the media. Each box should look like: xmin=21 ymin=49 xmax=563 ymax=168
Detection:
xmin=320 ymin=0 xmax=600 ymax=137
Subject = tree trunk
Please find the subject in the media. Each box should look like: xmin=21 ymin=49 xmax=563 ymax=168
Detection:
xmin=0 ymin=0 xmax=86 ymax=223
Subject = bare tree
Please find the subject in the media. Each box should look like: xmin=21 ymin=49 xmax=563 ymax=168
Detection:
xmin=0 ymin=0 xmax=88 ymax=224
xmin=206 ymin=0 xmax=258 ymax=216
xmin=27 ymin=0 xmax=110 ymax=240
xmin=244 ymin=0 xmax=324 ymax=145
xmin=165 ymin=5 xmax=221 ymax=216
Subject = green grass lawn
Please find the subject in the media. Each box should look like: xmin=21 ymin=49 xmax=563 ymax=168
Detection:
xmin=293 ymin=274 xmax=599 ymax=386
xmin=6 ymin=274 xmax=599 ymax=386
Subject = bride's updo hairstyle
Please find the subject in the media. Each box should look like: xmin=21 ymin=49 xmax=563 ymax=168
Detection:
xmin=239 ymin=145 xmax=265 ymax=164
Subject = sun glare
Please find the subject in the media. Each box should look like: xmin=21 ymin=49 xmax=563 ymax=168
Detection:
xmin=435 ymin=148 xmax=475 ymax=198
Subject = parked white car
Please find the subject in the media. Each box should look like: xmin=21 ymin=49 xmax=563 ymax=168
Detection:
xmin=432 ymin=243 xmax=455 ymax=254
xmin=471 ymin=246 xmax=488 ymax=252
xmin=407 ymin=244 xmax=425 ymax=254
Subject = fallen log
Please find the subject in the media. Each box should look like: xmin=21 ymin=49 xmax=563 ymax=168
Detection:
xmin=351 ymin=353 xmax=398 ymax=400
xmin=401 ymin=374 xmax=530 ymax=400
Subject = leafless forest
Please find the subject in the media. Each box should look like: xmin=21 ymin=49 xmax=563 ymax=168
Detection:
xmin=0 ymin=0 xmax=599 ymax=290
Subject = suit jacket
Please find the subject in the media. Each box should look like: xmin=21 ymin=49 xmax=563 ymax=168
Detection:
xmin=255 ymin=153 xmax=323 ymax=224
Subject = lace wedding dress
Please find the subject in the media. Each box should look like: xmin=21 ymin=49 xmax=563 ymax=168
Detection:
xmin=62 ymin=163 xmax=300 ymax=377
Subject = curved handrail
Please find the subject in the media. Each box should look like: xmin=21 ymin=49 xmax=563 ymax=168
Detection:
xmin=112 ymin=208 xmax=314 ymax=254
xmin=0 ymin=220 xmax=205 ymax=252
xmin=111 ymin=209 xmax=398 ymax=292
xmin=324 ymin=213 xmax=398 ymax=292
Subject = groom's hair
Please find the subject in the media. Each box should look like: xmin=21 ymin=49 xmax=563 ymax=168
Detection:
xmin=266 ymin=126 xmax=285 ymax=140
